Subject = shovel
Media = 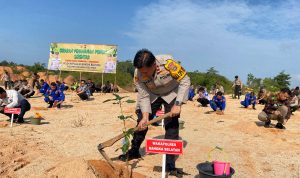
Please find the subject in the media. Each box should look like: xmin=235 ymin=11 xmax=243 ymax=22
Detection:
xmin=97 ymin=112 xmax=172 ymax=169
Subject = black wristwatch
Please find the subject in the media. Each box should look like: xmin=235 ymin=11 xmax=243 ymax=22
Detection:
xmin=175 ymin=101 xmax=182 ymax=106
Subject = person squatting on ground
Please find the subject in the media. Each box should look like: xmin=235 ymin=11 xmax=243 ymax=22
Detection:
xmin=232 ymin=75 xmax=242 ymax=99
xmin=210 ymin=91 xmax=226 ymax=115
xmin=289 ymin=93 xmax=299 ymax=113
xmin=56 ymin=81 xmax=66 ymax=92
xmin=0 ymin=87 xmax=31 ymax=123
xmin=76 ymin=80 xmax=90 ymax=100
xmin=1 ymin=71 xmax=11 ymax=90
xmin=196 ymin=87 xmax=210 ymax=107
xmin=44 ymin=82 xmax=65 ymax=108
xmin=258 ymin=88 xmax=291 ymax=129
xmin=18 ymin=80 xmax=35 ymax=98
xmin=87 ymin=79 xmax=96 ymax=95
xmin=39 ymin=79 xmax=49 ymax=95
xmin=31 ymin=72 xmax=40 ymax=89
xmin=102 ymin=81 xmax=112 ymax=93
xmin=241 ymin=92 xmax=257 ymax=109
xmin=188 ymin=85 xmax=195 ymax=101
xmin=292 ymin=86 xmax=300 ymax=109
xmin=258 ymin=86 xmax=268 ymax=105
xmin=118 ymin=49 xmax=190 ymax=176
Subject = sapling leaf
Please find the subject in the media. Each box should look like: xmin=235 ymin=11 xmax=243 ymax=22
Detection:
xmin=115 ymin=147 xmax=120 ymax=152
xmin=118 ymin=115 xmax=126 ymax=120
xmin=113 ymin=93 xmax=121 ymax=100
xmin=125 ymin=99 xmax=136 ymax=103
xmin=126 ymin=128 xmax=135 ymax=136
xmin=121 ymin=136 xmax=130 ymax=153
xmin=125 ymin=115 xmax=133 ymax=120
xmin=215 ymin=146 xmax=223 ymax=151
xmin=120 ymin=96 xmax=129 ymax=100
xmin=103 ymin=99 xmax=113 ymax=103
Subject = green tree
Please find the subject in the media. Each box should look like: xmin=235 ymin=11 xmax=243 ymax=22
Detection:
xmin=116 ymin=60 xmax=135 ymax=77
xmin=274 ymin=71 xmax=291 ymax=88
xmin=247 ymin=73 xmax=255 ymax=86
xmin=27 ymin=62 xmax=46 ymax=73
xmin=246 ymin=73 xmax=262 ymax=92
xmin=206 ymin=67 xmax=218 ymax=75
xmin=263 ymin=77 xmax=279 ymax=92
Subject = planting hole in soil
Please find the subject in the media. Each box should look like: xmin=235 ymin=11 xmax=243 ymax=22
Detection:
xmin=87 ymin=160 xmax=146 ymax=178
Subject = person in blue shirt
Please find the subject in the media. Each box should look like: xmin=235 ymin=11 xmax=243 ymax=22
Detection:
xmin=188 ymin=85 xmax=195 ymax=101
xmin=44 ymin=82 xmax=65 ymax=108
xmin=241 ymin=92 xmax=257 ymax=109
xmin=210 ymin=91 xmax=226 ymax=114
xmin=56 ymin=81 xmax=66 ymax=92
xmin=39 ymin=79 xmax=49 ymax=95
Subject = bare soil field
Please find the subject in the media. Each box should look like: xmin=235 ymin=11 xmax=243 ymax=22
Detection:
xmin=0 ymin=92 xmax=299 ymax=178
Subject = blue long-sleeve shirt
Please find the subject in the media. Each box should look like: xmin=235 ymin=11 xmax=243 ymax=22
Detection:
xmin=244 ymin=93 xmax=257 ymax=104
xmin=211 ymin=95 xmax=226 ymax=110
xmin=40 ymin=82 xmax=49 ymax=94
xmin=45 ymin=88 xmax=65 ymax=101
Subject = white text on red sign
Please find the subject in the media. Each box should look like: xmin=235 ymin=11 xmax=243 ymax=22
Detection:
xmin=4 ymin=108 xmax=21 ymax=114
xmin=146 ymin=139 xmax=183 ymax=155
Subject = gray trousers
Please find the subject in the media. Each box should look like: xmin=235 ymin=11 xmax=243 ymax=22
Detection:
xmin=258 ymin=106 xmax=288 ymax=124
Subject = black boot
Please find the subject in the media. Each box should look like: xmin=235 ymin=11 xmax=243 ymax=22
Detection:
xmin=17 ymin=118 xmax=24 ymax=123
xmin=275 ymin=123 xmax=286 ymax=129
xmin=48 ymin=102 xmax=53 ymax=108
xmin=167 ymin=168 xmax=190 ymax=177
xmin=264 ymin=120 xmax=271 ymax=128
xmin=118 ymin=149 xmax=141 ymax=162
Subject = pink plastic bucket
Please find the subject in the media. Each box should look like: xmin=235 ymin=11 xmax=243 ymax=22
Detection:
xmin=213 ymin=161 xmax=230 ymax=176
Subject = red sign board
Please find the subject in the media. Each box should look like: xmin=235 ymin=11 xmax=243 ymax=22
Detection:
xmin=4 ymin=108 xmax=21 ymax=114
xmin=146 ymin=139 xmax=183 ymax=155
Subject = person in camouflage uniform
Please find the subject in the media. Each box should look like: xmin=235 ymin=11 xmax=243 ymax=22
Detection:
xmin=258 ymin=88 xmax=291 ymax=129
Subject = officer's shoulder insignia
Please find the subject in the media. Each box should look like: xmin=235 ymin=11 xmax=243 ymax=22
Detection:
xmin=164 ymin=59 xmax=186 ymax=81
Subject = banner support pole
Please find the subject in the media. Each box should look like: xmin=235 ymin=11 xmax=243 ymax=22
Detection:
xmin=102 ymin=73 xmax=104 ymax=87
xmin=59 ymin=70 xmax=62 ymax=81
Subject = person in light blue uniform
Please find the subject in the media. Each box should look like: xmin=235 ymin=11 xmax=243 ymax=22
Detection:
xmin=241 ymin=92 xmax=257 ymax=109
xmin=210 ymin=91 xmax=226 ymax=114
xmin=44 ymin=82 xmax=65 ymax=108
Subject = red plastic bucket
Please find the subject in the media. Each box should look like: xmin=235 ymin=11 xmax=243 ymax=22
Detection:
xmin=213 ymin=161 xmax=230 ymax=176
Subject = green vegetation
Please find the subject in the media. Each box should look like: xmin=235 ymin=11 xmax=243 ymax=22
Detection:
xmin=247 ymin=71 xmax=291 ymax=92
xmin=188 ymin=67 xmax=233 ymax=93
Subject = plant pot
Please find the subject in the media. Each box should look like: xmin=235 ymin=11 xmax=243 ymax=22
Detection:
xmin=179 ymin=120 xmax=185 ymax=130
xmin=30 ymin=117 xmax=42 ymax=125
xmin=213 ymin=161 xmax=230 ymax=176
xmin=197 ymin=162 xmax=235 ymax=178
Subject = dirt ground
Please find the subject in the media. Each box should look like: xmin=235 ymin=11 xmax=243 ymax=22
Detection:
xmin=0 ymin=91 xmax=300 ymax=178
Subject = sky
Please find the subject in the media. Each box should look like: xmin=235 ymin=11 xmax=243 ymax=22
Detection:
xmin=0 ymin=0 xmax=299 ymax=86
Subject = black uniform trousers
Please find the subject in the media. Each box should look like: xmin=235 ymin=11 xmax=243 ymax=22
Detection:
xmin=130 ymin=97 xmax=179 ymax=170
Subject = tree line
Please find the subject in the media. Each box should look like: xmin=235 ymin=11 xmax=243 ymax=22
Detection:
xmin=0 ymin=60 xmax=291 ymax=92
